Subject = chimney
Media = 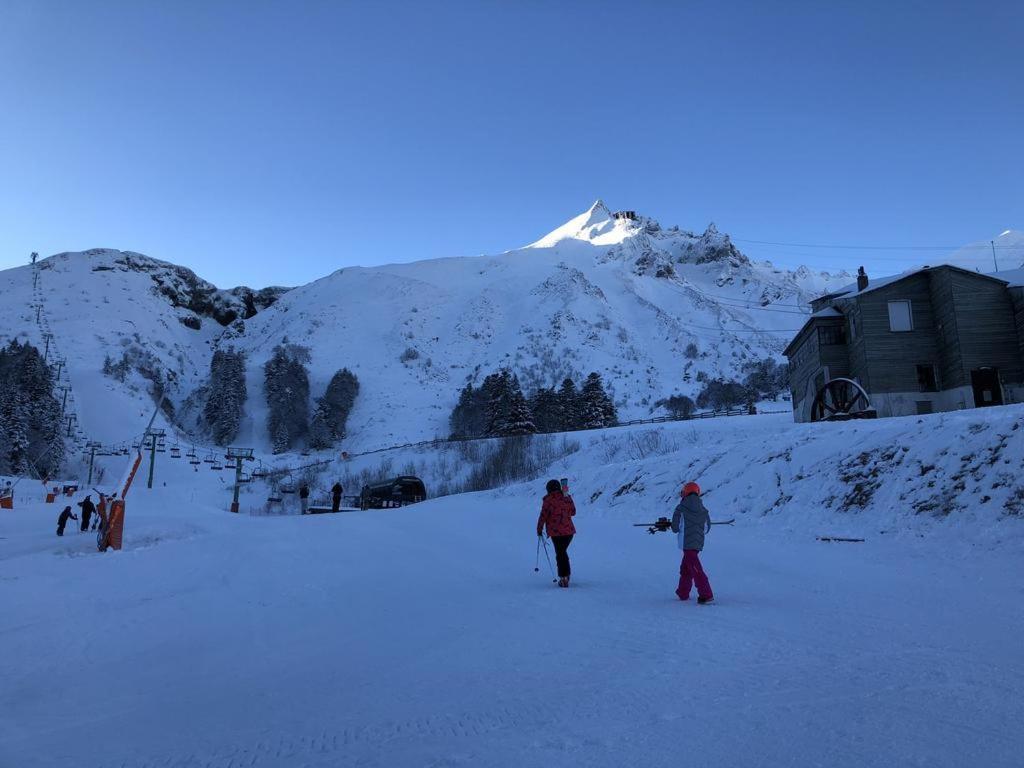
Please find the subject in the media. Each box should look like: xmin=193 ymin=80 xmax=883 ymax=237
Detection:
xmin=856 ymin=266 xmax=868 ymax=292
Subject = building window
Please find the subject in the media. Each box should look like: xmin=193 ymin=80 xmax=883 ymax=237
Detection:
xmin=888 ymin=300 xmax=913 ymax=332
xmin=916 ymin=364 xmax=938 ymax=392
xmin=818 ymin=325 xmax=846 ymax=346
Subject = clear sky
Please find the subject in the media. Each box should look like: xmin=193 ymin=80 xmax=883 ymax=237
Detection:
xmin=1 ymin=1 xmax=1021 ymax=287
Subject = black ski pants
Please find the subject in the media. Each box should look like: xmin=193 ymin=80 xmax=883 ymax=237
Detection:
xmin=80 ymin=510 xmax=91 ymax=532
xmin=551 ymin=534 xmax=573 ymax=578
xmin=332 ymin=495 xmax=341 ymax=512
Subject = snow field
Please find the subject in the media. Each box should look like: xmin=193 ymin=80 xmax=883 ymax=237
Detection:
xmin=2 ymin=408 xmax=1024 ymax=767
xmin=2 ymin=481 xmax=1022 ymax=767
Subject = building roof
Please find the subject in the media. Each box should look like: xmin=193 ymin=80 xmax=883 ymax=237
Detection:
xmin=993 ymin=268 xmax=1024 ymax=288
xmin=825 ymin=264 xmax=1009 ymax=301
xmin=782 ymin=308 xmax=845 ymax=358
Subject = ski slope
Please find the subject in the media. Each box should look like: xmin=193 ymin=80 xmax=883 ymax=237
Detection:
xmin=2 ymin=411 xmax=1024 ymax=767
xmin=1 ymin=483 xmax=1021 ymax=767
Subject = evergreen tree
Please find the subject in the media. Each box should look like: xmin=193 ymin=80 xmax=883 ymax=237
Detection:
xmin=484 ymin=370 xmax=536 ymax=437
xmin=264 ymin=345 xmax=310 ymax=453
xmin=579 ymin=371 xmax=617 ymax=429
xmin=556 ymin=378 xmax=580 ymax=431
xmin=0 ymin=340 xmax=64 ymax=477
xmin=528 ymin=387 xmax=560 ymax=433
xmin=309 ymin=368 xmax=360 ymax=448
xmin=204 ymin=348 xmax=247 ymax=446
xmin=449 ymin=382 xmax=488 ymax=439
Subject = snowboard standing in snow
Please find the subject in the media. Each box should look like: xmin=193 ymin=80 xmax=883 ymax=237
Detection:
xmin=671 ymin=483 xmax=714 ymax=604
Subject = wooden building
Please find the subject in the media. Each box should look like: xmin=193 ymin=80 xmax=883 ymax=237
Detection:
xmin=783 ymin=265 xmax=1024 ymax=421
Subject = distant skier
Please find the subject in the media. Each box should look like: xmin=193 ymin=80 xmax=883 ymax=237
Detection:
xmin=77 ymin=495 xmax=96 ymax=532
xmin=537 ymin=478 xmax=576 ymax=588
xmin=299 ymin=484 xmax=310 ymax=514
xmin=671 ymin=482 xmax=714 ymax=604
xmin=56 ymin=506 xmax=78 ymax=536
xmin=331 ymin=482 xmax=343 ymax=512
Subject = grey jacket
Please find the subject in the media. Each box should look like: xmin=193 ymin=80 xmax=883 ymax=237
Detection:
xmin=671 ymin=493 xmax=711 ymax=551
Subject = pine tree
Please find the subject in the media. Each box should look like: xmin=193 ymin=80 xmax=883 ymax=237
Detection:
xmin=449 ymin=382 xmax=488 ymax=439
xmin=264 ymin=345 xmax=310 ymax=453
xmin=556 ymin=377 xmax=580 ymax=431
xmin=579 ymin=372 xmax=617 ymax=429
xmin=484 ymin=370 xmax=536 ymax=437
xmin=528 ymin=387 xmax=560 ymax=433
xmin=0 ymin=340 xmax=64 ymax=476
xmin=204 ymin=349 xmax=247 ymax=446
xmin=309 ymin=368 xmax=359 ymax=448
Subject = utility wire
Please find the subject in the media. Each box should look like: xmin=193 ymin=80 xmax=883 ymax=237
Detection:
xmin=733 ymin=238 xmax=1021 ymax=251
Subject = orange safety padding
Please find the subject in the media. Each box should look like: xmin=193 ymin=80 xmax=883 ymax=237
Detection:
xmin=0 ymin=497 xmax=12 ymax=510
xmin=46 ymin=493 xmax=57 ymax=503
xmin=105 ymin=500 xmax=125 ymax=551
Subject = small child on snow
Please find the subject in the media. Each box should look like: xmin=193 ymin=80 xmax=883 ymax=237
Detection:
xmin=671 ymin=482 xmax=714 ymax=604
xmin=56 ymin=506 xmax=78 ymax=537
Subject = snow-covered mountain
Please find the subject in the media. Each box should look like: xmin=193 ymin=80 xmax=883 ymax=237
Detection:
xmin=0 ymin=203 xmax=851 ymax=452
xmin=943 ymin=229 xmax=1024 ymax=273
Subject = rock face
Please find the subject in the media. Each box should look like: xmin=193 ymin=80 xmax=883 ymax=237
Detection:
xmin=0 ymin=205 xmax=851 ymax=451
xmin=80 ymin=249 xmax=289 ymax=326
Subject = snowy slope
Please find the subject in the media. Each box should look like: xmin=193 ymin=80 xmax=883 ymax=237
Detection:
xmin=0 ymin=250 xmax=286 ymax=449
xmin=2 ymin=409 xmax=1023 ymax=768
xmin=229 ymin=202 xmax=849 ymax=450
xmin=943 ymin=228 xmax=1024 ymax=273
xmin=2 ymin=203 xmax=851 ymax=454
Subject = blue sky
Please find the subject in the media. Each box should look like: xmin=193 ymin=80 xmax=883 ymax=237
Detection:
xmin=1 ymin=1 xmax=1021 ymax=287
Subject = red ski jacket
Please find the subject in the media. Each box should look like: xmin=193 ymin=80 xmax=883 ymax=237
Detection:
xmin=537 ymin=492 xmax=576 ymax=537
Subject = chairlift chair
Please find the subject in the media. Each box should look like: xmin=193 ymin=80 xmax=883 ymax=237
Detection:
xmin=211 ymin=462 xmax=223 ymax=471
xmin=204 ymin=451 xmax=216 ymax=464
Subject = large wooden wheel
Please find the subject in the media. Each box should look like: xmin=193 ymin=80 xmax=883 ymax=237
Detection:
xmin=811 ymin=377 xmax=874 ymax=421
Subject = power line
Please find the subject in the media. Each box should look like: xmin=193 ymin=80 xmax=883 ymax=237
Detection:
xmin=733 ymin=237 xmax=1021 ymax=251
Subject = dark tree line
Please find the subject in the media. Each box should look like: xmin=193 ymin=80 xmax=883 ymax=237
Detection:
xmin=204 ymin=348 xmax=247 ymax=446
xmin=450 ymin=370 xmax=617 ymax=439
xmin=691 ymin=358 xmax=790 ymax=412
xmin=265 ymin=345 xmax=311 ymax=453
xmin=0 ymin=340 xmax=64 ymax=477
xmin=310 ymin=368 xmax=359 ymax=449
xmin=264 ymin=346 xmax=360 ymax=453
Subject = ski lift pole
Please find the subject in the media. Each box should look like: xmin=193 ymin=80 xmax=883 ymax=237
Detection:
xmin=225 ymin=447 xmax=254 ymax=513
xmin=86 ymin=441 xmax=101 ymax=485
xmin=143 ymin=395 xmax=166 ymax=490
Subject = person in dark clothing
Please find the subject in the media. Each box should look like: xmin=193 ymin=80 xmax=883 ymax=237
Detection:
xmin=331 ymin=482 xmax=343 ymax=512
xmin=56 ymin=506 xmax=78 ymax=536
xmin=77 ymin=495 xmax=96 ymax=532
xmin=299 ymin=484 xmax=310 ymax=515
xmin=536 ymin=478 xmax=577 ymax=588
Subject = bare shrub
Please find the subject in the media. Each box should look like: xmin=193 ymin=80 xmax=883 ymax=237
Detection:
xmin=625 ymin=429 xmax=679 ymax=461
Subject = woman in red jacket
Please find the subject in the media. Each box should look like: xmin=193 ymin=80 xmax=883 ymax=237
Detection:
xmin=537 ymin=479 xmax=577 ymax=587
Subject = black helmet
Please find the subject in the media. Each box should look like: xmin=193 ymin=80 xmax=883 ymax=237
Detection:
xmin=545 ymin=479 xmax=561 ymax=494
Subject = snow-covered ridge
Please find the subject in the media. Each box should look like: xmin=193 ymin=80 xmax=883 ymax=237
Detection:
xmin=1 ymin=206 xmax=852 ymax=451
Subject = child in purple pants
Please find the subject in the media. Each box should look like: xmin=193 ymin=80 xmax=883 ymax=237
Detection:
xmin=671 ymin=482 xmax=714 ymax=604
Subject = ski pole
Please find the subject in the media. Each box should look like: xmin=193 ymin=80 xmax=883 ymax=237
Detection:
xmin=534 ymin=536 xmax=541 ymax=572
xmin=540 ymin=536 xmax=557 ymax=583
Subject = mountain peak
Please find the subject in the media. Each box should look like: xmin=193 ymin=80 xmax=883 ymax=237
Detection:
xmin=526 ymin=200 xmax=635 ymax=249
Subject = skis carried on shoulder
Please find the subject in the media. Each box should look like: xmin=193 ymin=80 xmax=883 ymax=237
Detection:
xmin=634 ymin=517 xmax=735 ymax=534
